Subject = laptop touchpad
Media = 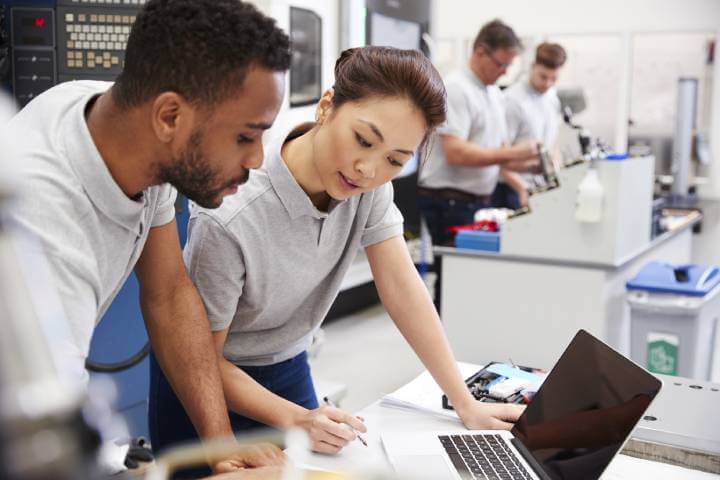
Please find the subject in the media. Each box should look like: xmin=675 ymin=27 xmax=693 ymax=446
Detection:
xmin=393 ymin=455 xmax=455 ymax=479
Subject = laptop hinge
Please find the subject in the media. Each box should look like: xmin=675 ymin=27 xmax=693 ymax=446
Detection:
xmin=510 ymin=438 xmax=553 ymax=480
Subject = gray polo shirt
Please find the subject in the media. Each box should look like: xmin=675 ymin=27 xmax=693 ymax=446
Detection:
xmin=419 ymin=67 xmax=508 ymax=196
xmin=184 ymin=129 xmax=404 ymax=366
xmin=6 ymin=80 xmax=177 ymax=384
xmin=504 ymin=78 xmax=561 ymax=147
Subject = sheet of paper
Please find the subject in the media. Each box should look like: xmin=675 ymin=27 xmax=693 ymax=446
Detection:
xmin=380 ymin=362 xmax=481 ymax=419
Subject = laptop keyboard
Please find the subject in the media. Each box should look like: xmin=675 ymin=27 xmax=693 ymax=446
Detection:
xmin=439 ymin=434 xmax=533 ymax=480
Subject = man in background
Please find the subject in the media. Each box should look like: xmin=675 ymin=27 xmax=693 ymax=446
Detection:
xmin=493 ymin=42 xmax=568 ymax=209
xmin=418 ymin=19 xmax=538 ymax=310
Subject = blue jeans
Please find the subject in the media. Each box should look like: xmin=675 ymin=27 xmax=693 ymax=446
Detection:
xmin=490 ymin=182 xmax=521 ymax=210
xmin=148 ymin=350 xmax=318 ymax=479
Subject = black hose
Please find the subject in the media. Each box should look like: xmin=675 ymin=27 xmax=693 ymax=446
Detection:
xmin=85 ymin=341 xmax=150 ymax=373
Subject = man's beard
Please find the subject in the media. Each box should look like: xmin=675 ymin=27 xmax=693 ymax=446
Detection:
xmin=159 ymin=130 xmax=248 ymax=209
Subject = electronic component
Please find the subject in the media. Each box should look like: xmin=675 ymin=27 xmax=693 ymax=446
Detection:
xmin=442 ymin=362 xmax=545 ymax=410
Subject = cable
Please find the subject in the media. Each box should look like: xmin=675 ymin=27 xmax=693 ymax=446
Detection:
xmin=85 ymin=341 xmax=150 ymax=373
xmin=0 ymin=6 xmax=10 ymax=83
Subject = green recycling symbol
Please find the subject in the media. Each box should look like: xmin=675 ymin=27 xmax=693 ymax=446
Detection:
xmin=647 ymin=333 xmax=679 ymax=375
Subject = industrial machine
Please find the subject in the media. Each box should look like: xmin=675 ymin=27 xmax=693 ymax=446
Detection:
xmin=502 ymin=154 xmax=656 ymax=264
xmin=1 ymin=0 xmax=145 ymax=107
xmin=490 ymin=98 xmax=657 ymax=264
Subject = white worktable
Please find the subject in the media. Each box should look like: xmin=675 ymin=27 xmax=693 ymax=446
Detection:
xmin=299 ymin=387 xmax=718 ymax=479
xmin=437 ymin=223 xmax=695 ymax=371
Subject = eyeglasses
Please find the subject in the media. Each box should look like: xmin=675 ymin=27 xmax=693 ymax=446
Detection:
xmin=479 ymin=44 xmax=513 ymax=70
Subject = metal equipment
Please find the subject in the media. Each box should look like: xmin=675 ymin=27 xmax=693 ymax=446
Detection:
xmin=626 ymin=374 xmax=720 ymax=474
xmin=671 ymin=78 xmax=699 ymax=198
xmin=1 ymin=0 xmax=145 ymax=108
xmin=0 ymin=94 xmax=104 ymax=480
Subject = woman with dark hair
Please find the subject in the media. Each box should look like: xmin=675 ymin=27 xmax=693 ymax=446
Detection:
xmin=150 ymin=46 xmax=523 ymax=457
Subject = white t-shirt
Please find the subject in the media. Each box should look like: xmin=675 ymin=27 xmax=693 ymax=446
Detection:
xmin=504 ymin=78 xmax=561 ymax=147
xmin=419 ymin=67 xmax=508 ymax=196
xmin=6 ymin=81 xmax=177 ymax=384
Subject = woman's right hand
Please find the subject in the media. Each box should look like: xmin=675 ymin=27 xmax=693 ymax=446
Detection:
xmin=296 ymin=405 xmax=367 ymax=454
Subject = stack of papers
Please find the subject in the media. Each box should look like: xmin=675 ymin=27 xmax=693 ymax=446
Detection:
xmin=380 ymin=362 xmax=482 ymax=420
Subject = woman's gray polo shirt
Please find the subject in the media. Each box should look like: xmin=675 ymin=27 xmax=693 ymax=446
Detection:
xmin=183 ymin=134 xmax=404 ymax=366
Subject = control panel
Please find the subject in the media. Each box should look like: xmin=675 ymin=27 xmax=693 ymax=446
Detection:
xmin=1 ymin=0 xmax=146 ymax=107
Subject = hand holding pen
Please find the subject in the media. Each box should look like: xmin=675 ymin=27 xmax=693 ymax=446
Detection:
xmin=323 ymin=397 xmax=368 ymax=447
xmin=295 ymin=397 xmax=368 ymax=454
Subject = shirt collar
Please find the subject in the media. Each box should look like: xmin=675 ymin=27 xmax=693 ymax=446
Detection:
xmin=265 ymin=130 xmax=342 ymax=220
xmin=525 ymin=77 xmax=545 ymax=98
xmin=63 ymin=89 xmax=147 ymax=233
xmin=463 ymin=66 xmax=488 ymax=90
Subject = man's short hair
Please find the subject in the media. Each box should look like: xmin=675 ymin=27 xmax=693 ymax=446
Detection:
xmin=535 ymin=42 xmax=567 ymax=69
xmin=472 ymin=19 xmax=522 ymax=52
xmin=112 ymin=0 xmax=291 ymax=110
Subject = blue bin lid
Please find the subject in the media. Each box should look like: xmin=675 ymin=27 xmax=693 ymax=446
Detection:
xmin=604 ymin=153 xmax=628 ymax=161
xmin=626 ymin=261 xmax=720 ymax=296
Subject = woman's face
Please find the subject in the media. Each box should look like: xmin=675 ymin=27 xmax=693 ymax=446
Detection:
xmin=312 ymin=94 xmax=427 ymax=201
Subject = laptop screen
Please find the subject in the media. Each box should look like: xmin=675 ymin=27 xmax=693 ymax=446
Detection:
xmin=511 ymin=330 xmax=661 ymax=480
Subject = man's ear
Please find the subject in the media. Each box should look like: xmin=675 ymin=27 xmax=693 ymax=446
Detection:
xmin=315 ymin=88 xmax=335 ymax=124
xmin=151 ymin=92 xmax=194 ymax=144
xmin=474 ymin=44 xmax=491 ymax=61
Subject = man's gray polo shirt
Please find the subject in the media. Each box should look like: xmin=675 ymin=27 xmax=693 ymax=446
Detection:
xmin=184 ymin=132 xmax=404 ymax=366
xmin=7 ymin=80 xmax=177 ymax=383
xmin=419 ymin=67 xmax=508 ymax=196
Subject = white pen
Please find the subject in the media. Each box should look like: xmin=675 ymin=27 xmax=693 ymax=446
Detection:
xmin=322 ymin=396 xmax=368 ymax=447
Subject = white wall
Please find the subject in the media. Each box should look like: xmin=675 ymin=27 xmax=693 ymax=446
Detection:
xmin=250 ymin=0 xmax=340 ymax=140
xmin=432 ymin=0 xmax=720 ymax=197
xmin=432 ymin=0 xmax=720 ymax=37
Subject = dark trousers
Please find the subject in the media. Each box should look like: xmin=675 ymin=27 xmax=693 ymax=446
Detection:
xmin=148 ymin=350 xmax=318 ymax=479
xmin=417 ymin=193 xmax=490 ymax=313
xmin=490 ymin=182 xmax=521 ymax=210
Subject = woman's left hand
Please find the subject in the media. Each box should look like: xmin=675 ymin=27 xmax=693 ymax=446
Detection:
xmin=455 ymin=402 xmax=526 ymax=431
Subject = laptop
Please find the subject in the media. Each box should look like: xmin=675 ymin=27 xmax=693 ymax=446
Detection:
xmin=382 ymin=330 xmax=662 ymax=480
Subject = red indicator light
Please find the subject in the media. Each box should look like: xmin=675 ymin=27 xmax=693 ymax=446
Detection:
xmin=34 ymin=17 xmax=46 ymax=28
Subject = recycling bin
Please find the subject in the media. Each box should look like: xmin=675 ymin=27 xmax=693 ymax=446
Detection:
xmin=626 ymin=261 xmax=720 ymax=380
